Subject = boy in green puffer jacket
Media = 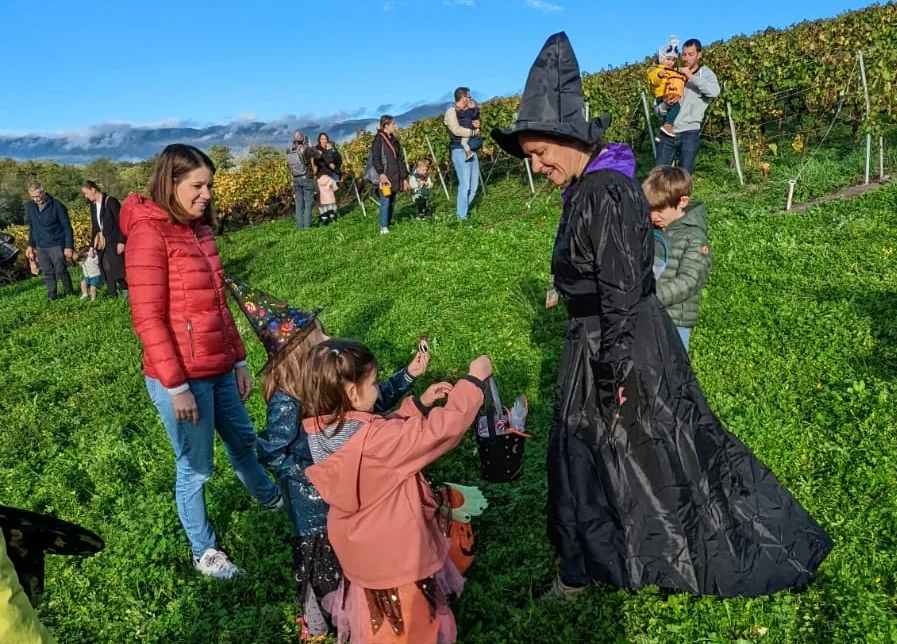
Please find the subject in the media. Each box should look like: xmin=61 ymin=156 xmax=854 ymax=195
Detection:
xmin=642 ymin=166 xmax=711 ymax=352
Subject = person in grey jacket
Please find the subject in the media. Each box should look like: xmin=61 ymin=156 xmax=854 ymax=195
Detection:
xmin=642 ymin=166 xmax=711 ymax=352
xmin=24 ymin=183 xmax=75 ymax=301
xmin=654 ymin=39 xmax=720 ymax=174
xmin=287 ymin=130 xmax=322 ymax=230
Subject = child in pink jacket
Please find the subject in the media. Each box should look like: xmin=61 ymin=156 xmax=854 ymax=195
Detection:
xmin=301 ymin=339 xmax=491 ymax=644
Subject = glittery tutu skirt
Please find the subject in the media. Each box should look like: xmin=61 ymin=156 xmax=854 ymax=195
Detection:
xmin=323 ymin=557 xmax=464 ymax=644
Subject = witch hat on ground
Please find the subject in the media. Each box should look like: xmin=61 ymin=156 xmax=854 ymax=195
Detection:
xmin=224 ymin=278 xmax=323 ymax=375
xmin=491 ymin=31 xmax=611 ymax=159
xmin=0 ymin=505 xmax=104 ymax=607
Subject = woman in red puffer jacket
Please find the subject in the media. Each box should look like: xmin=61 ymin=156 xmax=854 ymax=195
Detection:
xmin=122 ymin=144 xmax=281 ymax=580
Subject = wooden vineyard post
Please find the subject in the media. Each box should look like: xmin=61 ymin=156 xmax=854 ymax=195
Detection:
xmin=640 ymin=91 xmax=657 ymax=161
xmin=425 ymin=134 xmax=451 ymax=201
xmin=726 ymin=101 xmax=745 ymax=186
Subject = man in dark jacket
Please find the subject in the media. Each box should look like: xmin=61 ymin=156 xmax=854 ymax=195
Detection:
xmin=82 ymin=181 xmax=128 ymax=298
xmin=24 ymin=184 xmax=74 ymax=301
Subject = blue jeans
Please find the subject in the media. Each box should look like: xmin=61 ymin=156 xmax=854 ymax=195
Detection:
xmin=677 ymin=327 xmax=692 ymax=352
xmin=450 ymin=148 xmax=479 ymax=220
xmin=379 ymin=193 xmax=396 ymax=228
xmin=654 ymin=97 xmax=681 ymax=127
xmin=146 ymin=374 xmax=279 ymax=557
xmin=654 ymin=129 xmax=701 ymax=173
xmin=293 ymin=178 xmax=315 ymax=229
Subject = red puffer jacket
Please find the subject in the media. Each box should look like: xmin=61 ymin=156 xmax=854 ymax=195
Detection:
xmin=121 ymin=194 xmax=246 ymax=390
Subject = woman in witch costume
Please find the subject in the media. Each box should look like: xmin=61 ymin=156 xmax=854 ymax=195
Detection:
xmin=491 ymin=32 xmax=832 ymax=598
xmin=225 ymin=279 xmax=431 ymax=642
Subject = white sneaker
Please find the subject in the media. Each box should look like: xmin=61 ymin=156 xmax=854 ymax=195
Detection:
xmin=193 ymin=548 xmax=244 ymax=580
xmin=380 ymin=227 xmax=389 ymax=235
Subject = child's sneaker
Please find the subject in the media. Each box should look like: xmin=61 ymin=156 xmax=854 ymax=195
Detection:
xmin=265 ymin=493 xmax=284 ymax=511
xmin=80 ymin=293 xmax=88 ymax=300
xmin=465 ymin=151 xmax=474 ymax=162
xmin=660 ymin=123 xmax=675 ymax=137
xmin=380 ymin=227 xmax=389 ymax=235
xmin=193 ymin=548 xmax=244 ymax=580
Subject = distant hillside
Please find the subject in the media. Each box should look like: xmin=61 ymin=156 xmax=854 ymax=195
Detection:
xmin=0 ymin=101 xmax=448 ymax=164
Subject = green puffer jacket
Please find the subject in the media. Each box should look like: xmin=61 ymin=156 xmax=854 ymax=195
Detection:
xmin=654 ymin=202 xmax=712 ymax=328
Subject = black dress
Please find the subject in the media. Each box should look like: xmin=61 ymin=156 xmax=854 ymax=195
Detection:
xmin=547 ymin=144 xmax=832 ymax=597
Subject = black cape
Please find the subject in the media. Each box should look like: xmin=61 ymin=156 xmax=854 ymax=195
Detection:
xmin=547 ymin=146 xmax=832 ymax=597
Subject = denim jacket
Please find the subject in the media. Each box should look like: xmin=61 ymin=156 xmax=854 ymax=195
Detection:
xmin=257 ymin=368 xmax=416 ymax=537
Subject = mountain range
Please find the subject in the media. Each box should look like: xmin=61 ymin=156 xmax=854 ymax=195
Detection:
xmin=0 ymin=101 xmax=449 ymax=165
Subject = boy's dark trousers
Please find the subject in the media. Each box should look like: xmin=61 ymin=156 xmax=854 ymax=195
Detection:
xmin=415 ymin=196 xmax=429 ymax=217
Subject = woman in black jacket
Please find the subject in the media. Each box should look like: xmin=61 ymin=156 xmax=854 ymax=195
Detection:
xmin=370 ymin=115 xmax=408 ymax=235
xmin=492 ymin=32 xmax=831 ymax=599
xmin=314 ymin=133 xmax=343 ymax=226
xmin=81 ymin=180 xmax=128 ymax=298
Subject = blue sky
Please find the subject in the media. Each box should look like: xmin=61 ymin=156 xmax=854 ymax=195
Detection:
xmin=2 ymin=0 xmax=875 ymax=135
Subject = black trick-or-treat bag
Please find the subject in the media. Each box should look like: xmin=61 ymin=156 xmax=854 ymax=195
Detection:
xmin=475 ymin=377 xmax=531 ymax=483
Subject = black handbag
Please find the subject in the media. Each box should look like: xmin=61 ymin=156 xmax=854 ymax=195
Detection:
xmin=0 ymin=232 xmax=19 ymax=269
xmin=475 ymin=377 xmax=526 ymax=483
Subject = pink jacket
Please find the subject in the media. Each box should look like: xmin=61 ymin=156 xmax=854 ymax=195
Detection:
xmin=304 ymin=379 xmax=484 ymax=589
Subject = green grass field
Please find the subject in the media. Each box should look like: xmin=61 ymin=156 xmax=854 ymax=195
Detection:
xmin=2 ymin=143 xmax=897 ymax=643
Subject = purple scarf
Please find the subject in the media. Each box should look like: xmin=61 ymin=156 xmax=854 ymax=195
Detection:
xmin=562 ymin=143 xmax=636 ymax=203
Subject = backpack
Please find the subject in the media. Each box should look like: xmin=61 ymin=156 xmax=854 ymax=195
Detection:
xmin=286 ymin=146 xmax=309 ymax=178
xmin=364 ymin=133 xmax=394 ymax=185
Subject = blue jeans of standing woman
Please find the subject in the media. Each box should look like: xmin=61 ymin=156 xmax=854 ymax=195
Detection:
xmin=379 ymin=192 xmax=396 ymax=229
xmin=450 ymin=148 xmax=479 ymax=220
xmin=146 ymin=373 xmax=280 ymax=557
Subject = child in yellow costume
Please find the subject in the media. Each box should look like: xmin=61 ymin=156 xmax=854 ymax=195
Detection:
xmin=647 ymin=35 xmax=686 ymax=139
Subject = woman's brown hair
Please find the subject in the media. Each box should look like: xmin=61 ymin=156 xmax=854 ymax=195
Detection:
xmin=378 ymin=115 xmax=394 ymax=131
xmin=149 ymin=144 xmax=217 ymax=225
xmin=296 ymin=339 xmax=378 ymax=431
xmin=262 ymin=318 xmax=326 ymax=403
xmin=81 ymin=179 xmax=102 ymax=192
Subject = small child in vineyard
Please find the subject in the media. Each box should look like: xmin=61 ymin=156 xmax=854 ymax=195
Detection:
xmin=225 ymin=279 xmax=431 ymax=643
xmin=647 ymin=35 xmax=685 ymax=139
xmin=457 ymin=98 xmax=481 ymax=161
xmin=407 ymin=158 xmax=434 ymax=218
xmin=642 ymin=166 xmax=712 ymax=353
xmin=301 ymin=339 xmax=493 ymax=644
xmin=78 ymin=246 xmax=102 ymax=301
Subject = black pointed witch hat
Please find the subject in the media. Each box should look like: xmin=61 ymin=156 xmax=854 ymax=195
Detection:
xmin=0 ymin=505 xmax=104 ymax=607
xmin=491 ymin=31 xmax=611 ymax=159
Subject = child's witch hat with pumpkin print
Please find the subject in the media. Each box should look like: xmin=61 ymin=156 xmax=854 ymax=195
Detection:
xmin=224 ymin=278 xmax=324 ymax=376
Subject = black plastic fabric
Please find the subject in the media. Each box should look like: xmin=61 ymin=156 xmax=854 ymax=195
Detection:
xmin=546 ymin=168 xmax=832 ymax=597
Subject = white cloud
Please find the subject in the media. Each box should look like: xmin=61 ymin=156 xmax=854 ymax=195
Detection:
xmin=523 ymin=0 xmax=562 ymax=11
xmin=238 ymin=112 xmax=257 ymax=122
